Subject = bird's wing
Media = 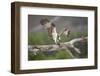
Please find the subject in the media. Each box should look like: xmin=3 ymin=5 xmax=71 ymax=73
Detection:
xmin=63 ymin=29 xmax=70 ymax=37
xmin=58 ymin=28 xmax=71 ymax=37
xmin=58 ymin=28 xmax=65 ymax=37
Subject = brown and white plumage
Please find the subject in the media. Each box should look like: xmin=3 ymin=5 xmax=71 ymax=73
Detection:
xmin=63 ymin=28 xmax=70 ymax=37
xmin=40 ymin=18 xmax=59 ymax=44
xmin=40 ymin=18 xmax=70 ymax=44
xmin=40 ymin=18 xmax=53 ymax=37
xmin=59 ymin=28 xmax=70 ymax=38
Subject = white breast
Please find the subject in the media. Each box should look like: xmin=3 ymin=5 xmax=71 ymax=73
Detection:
xmin=52 ymin=28 xmax=58 ymax=43
xmin=44 ymin=22 xmax=51 ymax=29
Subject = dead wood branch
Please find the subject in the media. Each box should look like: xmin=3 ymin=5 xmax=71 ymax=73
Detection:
xmin=28 ymin=37 xmax=87 ymax=58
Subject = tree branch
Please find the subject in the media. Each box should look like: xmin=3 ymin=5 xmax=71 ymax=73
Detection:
xmin=28 ymin=37 xmax=87 ymax=58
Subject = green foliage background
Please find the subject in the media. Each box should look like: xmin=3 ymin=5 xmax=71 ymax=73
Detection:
xmin=28 ymin=32 xmax=87 ymax=45
xmin=28 ymin=31 xmax=88 ymax=60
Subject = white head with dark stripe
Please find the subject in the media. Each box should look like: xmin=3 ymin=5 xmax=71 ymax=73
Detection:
xmin=63 ymin=28 xmax=70 ymax=37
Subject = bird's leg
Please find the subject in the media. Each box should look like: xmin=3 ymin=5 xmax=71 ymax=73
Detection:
xmin=53 ymin=37 xmax=61 ymax=47
xmin=53 ymin=38 xmax=58 ymax=44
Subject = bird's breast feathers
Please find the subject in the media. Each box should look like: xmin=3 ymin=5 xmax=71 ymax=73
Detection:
xmin=44 ymin=22 xmax=51 ymax=29
xmin=52 ymin=32 xmax=57 ymax=38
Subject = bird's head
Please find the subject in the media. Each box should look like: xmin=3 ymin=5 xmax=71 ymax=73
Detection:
xmin=63 ymin=28 xmax=70 ymax=36
xmin=40 ymin=18 xmax=50 ymax=25
xmin=64 ymin=28 xmax=68 ymax=31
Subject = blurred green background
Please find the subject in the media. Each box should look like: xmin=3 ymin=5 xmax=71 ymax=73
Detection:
xmin=28 ymin=31 xmax=88 ymax=60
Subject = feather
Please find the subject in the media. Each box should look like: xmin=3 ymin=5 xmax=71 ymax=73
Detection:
xmin=63 ymin=29 xmax=70 ymax=37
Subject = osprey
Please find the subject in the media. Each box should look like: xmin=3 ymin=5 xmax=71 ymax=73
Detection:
xmin=59 ymin=28 xmax=70 ymax=38
xmin=40 ymin=18 xmax=54 ymax=37
xmin=40 ymin=18 xmax=59 ymax=44
xmin=40 ymin=18 xmax=70 ymax=44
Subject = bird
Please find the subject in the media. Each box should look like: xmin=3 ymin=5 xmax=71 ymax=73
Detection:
xmin=40 ymin=18 xmax=70 ymax=45
xmin=58 ymin=28 xmax=70 ymax=38
xmin=40 ymin=18 xmax=60 ymax=44
xmin=50 ymin=23 xmax=59 ymax=44
xmin=40 ymin=18 xmax=52 ymax=37
xmin=63 ymin=28 xmax=70 ymax=37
